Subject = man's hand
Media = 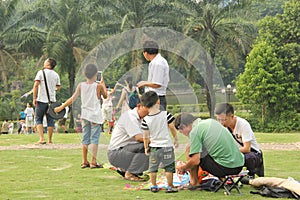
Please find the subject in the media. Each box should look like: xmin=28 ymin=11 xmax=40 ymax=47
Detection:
xmin=176 ymin=163 xmax=186 ymax=175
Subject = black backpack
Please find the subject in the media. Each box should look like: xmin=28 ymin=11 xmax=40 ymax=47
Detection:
xmin=251 ymin=186 xmax=299 ymax=199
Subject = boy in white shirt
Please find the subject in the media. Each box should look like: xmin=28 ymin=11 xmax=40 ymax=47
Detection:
xmin=141 ymin=91 xmax=178 ymax=193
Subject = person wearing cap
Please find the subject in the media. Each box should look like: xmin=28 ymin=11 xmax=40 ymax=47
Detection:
xmin=215 ymin=103 xmax=264 ymax=178
xmin=174 ymin=113 xmax=244 ymax=187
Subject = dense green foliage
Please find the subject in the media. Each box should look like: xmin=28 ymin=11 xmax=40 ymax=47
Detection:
xmin=236 ymin=0 xmax=300 ymax=132
xmin=0 ymin=0 xmax=298 ymax=132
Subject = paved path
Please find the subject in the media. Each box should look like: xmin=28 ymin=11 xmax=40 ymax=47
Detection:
xmin=0 ymin=143 xmax=300 ymax=151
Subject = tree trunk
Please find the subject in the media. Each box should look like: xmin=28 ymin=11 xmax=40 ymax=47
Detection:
xmin=204 ymin=51 xmax=216 ymax=118
xmin=68 ymin=59 xmax=76 ymax=129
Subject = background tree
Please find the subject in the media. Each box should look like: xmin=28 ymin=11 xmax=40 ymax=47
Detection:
xmin=236 ymin=0 xmax=300 ymax=132
xmin=181 ymin=0 xmax=256 ymax=117
xmin=0 ymin=0 xmax=20 ymax=92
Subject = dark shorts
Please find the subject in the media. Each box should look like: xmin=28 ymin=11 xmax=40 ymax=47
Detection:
xmin=35 ymin=102 xmax=55 ymax=127
xmin=200 ymin=154 xmax=243 ymax=178
xmin=148 ymin=147 xmax=175 ymax=173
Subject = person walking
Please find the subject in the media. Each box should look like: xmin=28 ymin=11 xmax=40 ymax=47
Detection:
xmin=24 ymin=102 xmax=35 ymax=134
xmin=32 ymin=58 xmax=60 ymax=144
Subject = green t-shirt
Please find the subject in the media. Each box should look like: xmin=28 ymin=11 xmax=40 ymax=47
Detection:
xmin=189 ymin=118 xmax=244 ymax=168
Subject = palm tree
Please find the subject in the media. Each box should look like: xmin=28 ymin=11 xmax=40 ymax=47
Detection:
xmin=105 ymin=0 xmax=181 ymax=79
xmin=0 ymin=0 xmax=20 ymax=92
xmin=182 ymin=0 xmax=256 ymax=117
xmin=26 ymin=0 xmax=100 ymax=127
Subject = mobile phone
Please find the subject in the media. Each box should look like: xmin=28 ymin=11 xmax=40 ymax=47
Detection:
xmin=96 ymin=71 xmax=102 ymax=82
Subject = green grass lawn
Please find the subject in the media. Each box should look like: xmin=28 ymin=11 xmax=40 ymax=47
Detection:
xmin=0 ymin=132 xmax=299 ymax=199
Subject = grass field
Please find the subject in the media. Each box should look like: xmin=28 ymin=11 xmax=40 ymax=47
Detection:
xmin=0 ymin=132 xmax=299 ymax=200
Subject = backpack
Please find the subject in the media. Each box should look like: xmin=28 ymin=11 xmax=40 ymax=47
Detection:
xmin=250 ymin=186 xmax=299 ymax=199
xmin=128 ymin=90 xmax=139 ymax=109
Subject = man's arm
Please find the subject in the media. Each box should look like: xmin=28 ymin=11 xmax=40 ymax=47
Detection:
xmin=133 ymin=133 xmax=144 ymax=143
xmin=240 ymin=141 xmax=251 ymax=153
xmin=137 ymin=81 xmax=161 ymax=88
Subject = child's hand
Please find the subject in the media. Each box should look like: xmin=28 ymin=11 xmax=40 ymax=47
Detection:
xmin=174 ymin=138 xmax=179 ymax=148
xmin=145 ymin=147 xmax=150 ymax=156
xmin=54 ymin=106 xmax=62 ymax=113
xmin=174 ymin=137 xmax=179 ymax=148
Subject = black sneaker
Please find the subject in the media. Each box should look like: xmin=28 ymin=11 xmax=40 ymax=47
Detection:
xmin=240 ymin=175 xmax=254 ymax=185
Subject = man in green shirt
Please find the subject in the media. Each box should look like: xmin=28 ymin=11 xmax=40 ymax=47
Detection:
xmin=175 ymin=113 xmax=244 ymax=186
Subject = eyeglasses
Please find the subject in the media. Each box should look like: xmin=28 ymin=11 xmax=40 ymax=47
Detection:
xmin=175 ymin=124 xmax=184 ymax=130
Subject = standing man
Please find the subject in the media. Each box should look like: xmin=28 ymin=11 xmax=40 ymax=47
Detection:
xmin=107 ymin=104 xmax=149 ymax=181
xmin=32 ymin=58 xmax=60 ymax=144
xmin=174 ymin=113 xmax=244 ymax=187
xmin=137 ymin=40 xmax=169 ymax=110
xmin=215 ymin=103 xmax=264 ymax=178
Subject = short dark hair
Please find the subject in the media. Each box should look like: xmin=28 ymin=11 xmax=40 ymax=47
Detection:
xmin=141 ymin=91 xmax=158 ymax=108
xmin=48 ymin=58 xmax=57 ymax=69
xmin=143 ymin=41 xmax=159 ymax=55
xmin=215 ymin=103 xmax=234 ymax=115
xmin=84 ymin=64 xmax=97 ymax=79
xmin=174 ymin=113 xmax=197 ymax=130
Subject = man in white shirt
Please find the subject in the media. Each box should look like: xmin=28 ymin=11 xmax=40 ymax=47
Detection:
xmin=215 ymin=103 xmax=264 ymax=178
xmin=137 ymin=40 xmax=169 ymax=110
xmin=107 ymin=104 xmax=149 ymax=181
xmin=32 ymin=58 xmax=60 ymax=144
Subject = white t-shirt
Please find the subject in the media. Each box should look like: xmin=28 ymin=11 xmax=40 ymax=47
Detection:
xmin=145 ymin=53 xmax=169 ymax=96
xmin=24 ymin=107 xmax=34 ymax=117
xmin=34 ymin=69 xmax=60 ymax=103
xmin=102 ymin=91 xmax=113 ymax=107
xmin=233 ymin=116 xmax=260 ymax=152
xmin=80 ymin=82 xmax=102 ymax=124
xmin=108 ymin=108 xmax=142 ymax=150
xmin=141 ymin=111 xmax=174 ymax=147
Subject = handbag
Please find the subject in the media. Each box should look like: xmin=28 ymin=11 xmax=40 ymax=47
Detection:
xmin=42 ymin=70 xmax=66 ymax=120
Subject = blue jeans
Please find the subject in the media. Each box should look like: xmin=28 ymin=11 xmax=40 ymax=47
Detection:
xmin=82 ymin=119 xmax=101 ymax=145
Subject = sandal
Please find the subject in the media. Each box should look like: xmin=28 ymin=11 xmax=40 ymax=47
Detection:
xmin=150 ymin=186 xmax=159 ymax=193
xmin=187 ymin=185 xmax=202 ymax=191
xmin=165 ymin=186 xmax=178 ymax=193
xmin=124 ymin=174 xmax=145 ymax=182
xmin=81 ymin=162 xmax=90 ymax=169
xmin=35 ymin=141 xmax=46 ymax=145
xmin=90 ymin=163 xmax=103 ymax=169
xmin=116 ymin=168 xmax=126 ymax=177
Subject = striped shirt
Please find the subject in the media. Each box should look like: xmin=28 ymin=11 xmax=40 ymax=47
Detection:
xmin=141 ymin=111 xmax=174 ymax=147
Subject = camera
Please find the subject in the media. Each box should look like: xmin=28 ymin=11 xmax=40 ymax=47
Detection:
xmin=96 ymin=71 xmax=102 ymax=82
